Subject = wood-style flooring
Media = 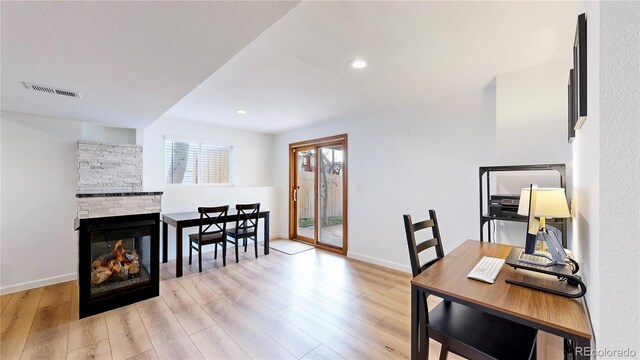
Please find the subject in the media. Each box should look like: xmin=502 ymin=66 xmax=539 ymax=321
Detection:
xmin=1 ymin=244 xmax=563 ymax=359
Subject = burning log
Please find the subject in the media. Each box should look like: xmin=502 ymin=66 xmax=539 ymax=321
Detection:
xmin=91 ymin=266 xmax=113 ymax=285
xmin=125 ymin=251 xmax=140 ymax=275
xmin=111 ymin=260 xmax=127 ymax=280
xmin=91 ymin=240 xmax=141 ymax=285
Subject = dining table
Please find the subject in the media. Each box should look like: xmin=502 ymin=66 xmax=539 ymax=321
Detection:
xmin=161 ymin=210 xmax=270 ymax=277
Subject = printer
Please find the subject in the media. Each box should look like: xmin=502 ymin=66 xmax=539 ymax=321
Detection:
xmin=489 ymin=194 xmax=524 ymax=219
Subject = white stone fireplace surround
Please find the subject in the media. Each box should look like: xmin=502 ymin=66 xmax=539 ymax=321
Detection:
xmin=75 ymin=141 xmax=161 ymax=221
xmin=76 ymin=192 xmax=162 ymax=219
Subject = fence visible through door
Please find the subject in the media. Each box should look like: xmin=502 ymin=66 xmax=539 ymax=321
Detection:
xmin=296 ymin=172 xmax=343 ymax=219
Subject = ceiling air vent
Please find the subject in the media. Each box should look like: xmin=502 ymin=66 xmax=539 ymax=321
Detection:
xmin=23 ymin=82 xmax=80 ymax=98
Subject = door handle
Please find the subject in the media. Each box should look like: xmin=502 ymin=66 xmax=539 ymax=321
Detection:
xmin=293 ymin=188 xmax=298 ymax=202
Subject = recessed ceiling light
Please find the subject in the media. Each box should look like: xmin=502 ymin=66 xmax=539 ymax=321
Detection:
xmin=236 ymin=110 xmax=247 ymax=115
xmin=349 ymin=59 xmax=367 ymax=69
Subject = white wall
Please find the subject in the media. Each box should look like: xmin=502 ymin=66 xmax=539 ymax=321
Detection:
xmin=496 ymin=60 xmax=571 ymax=166
xmin=274 ymin=87 xmax=497 ymax=272
xmin=0 ymin=112 xmax=3 ymax=293
xmin=596 ymin=0 xmax=639 ymax=353
xmin=572 ymin=0 xmax=601 ymax=346
xmin=572 ymin=1 xmax=640 ymax=354
xmin=143 ymin=116 xmax=279 ymax=260
xmin=82 ymin=123 xmax=136 ymax=145
xmin=0 ymin=112 xmax=81 ymax=293
xmin=494 ymin=60 xmax=573 ymax=246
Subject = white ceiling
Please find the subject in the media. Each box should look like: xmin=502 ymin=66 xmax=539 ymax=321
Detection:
xmin=1 ymin=1 xmax=577 ymax=134
xmin=0 ymin=1 xmax=297 ymax=128
xmin=165 ymin=1 xmax=578 ymax=134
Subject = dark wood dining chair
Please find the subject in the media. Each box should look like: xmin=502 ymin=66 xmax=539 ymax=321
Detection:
xmin=226 ymin=203 xmax=260 ymax=263
xmin=404 ymin=210 xmax=538 ymax=360
xmin=188 ymin=205 xmax=229 ymax=272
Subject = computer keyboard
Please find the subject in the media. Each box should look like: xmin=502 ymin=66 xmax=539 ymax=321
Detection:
xmin=467 ymin=256 xmax=505 ymax=284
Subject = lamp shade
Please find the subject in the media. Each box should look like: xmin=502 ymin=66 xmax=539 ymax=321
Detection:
xmin=517 ymin=187 xmax=571 ymax=218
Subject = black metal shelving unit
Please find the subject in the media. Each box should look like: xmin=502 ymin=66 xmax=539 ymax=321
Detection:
xmin=479 ymin=164 xmax=567 ymax=247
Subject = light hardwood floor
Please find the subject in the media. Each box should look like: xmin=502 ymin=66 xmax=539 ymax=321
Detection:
xmin=1 ymin=244 xmax=562 ymax=359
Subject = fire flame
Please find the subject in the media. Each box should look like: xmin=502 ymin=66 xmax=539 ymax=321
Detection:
xmin=114 ymin=240 xmax=126 ymax=262
xmin=92 ymin=239 xmax=140 ymax=285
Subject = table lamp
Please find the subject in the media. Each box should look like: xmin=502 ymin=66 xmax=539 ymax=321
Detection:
xmin=517 ymin=187 xmax=571 ymax=252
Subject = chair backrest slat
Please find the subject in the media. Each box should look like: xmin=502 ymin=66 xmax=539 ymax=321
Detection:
xmin=198 ymin=205 xmax=229 ymax=241
xmin=412 ymin=219 xmax=435 ymax=232
xmin=415 ymin=238 xmax=439 ymax=253
xmin=403 ymin=209 xmax=445 ymax=277
xmin=235 ymin=203 xmax=260 ymax=234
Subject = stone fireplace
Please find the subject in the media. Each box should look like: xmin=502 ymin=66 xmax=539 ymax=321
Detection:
xmin=75 ymin=141 xmax=162 ymax=318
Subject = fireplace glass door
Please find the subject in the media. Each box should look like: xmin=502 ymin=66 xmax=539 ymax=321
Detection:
xmin=90 ymin=224 xmax=152 ymax=300
xmin=79 ymin=213 xmax=159 ymax=318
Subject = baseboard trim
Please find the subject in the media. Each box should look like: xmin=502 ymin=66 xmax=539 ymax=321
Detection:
xmin=347 ymin=251 xmax=411 ymax=274
xmin=1 ymin=249 xmax=407 ymax=294
xmin=0 ymin=273 xmax=77 ymax=295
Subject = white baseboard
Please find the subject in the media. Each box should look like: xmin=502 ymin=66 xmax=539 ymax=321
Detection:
xmin=0 ymin=249 xmax=406 ymax=294
xmin=347 ymin=251 xmax=411 ymax=274
xmin=0 ymin=273 xmax=77 ymax=295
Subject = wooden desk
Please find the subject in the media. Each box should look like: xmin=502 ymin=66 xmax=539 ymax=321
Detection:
xmin=162 ymin=210 xmax=270 ymax=277
xmin=411 ymin=240 xmax=592 ymax=359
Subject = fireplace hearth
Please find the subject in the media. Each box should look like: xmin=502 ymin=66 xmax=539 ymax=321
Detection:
xmin=77 ymin=212 xmax=159 ymax=318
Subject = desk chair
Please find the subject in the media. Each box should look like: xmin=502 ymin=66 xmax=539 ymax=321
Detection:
xmin=189 ymin=206 xmax=229 ymax=271
xmin=226 ymin=203 xmax=260 ymax=263
xmin=404 ymin=210 xmax=538 ymax=360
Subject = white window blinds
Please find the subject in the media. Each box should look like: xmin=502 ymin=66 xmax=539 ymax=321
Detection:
xmin=201 ymin=144 xmax=232 ymax=184
xmin=165 ymin=140 xmax=233 ymax=185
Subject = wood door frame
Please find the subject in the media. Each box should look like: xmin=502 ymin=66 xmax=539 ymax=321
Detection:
xmin=289 ymin=134 xmax=348 ymax=255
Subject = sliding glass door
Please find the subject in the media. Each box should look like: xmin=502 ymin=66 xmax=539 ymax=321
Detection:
xmin=294 ymin=146 xmax=316 ymax=244
xmin=289 ymin=135 xmax=347 ymax=254
xmin=317 ymin=144 xmax=344 ymax=248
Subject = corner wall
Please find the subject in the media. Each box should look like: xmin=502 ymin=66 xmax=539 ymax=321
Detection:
xmin=496 ymin=59 xmax=572 ymax=166
xmin=274 ymin=87 xmax=497 ymax=272
xmin=0 ymin=112 xmax=82 ymax=293
xmin=572 ymin=0 xmax=640 ymax=352
xmin=572 ymin=0 xmax=601 ymax=344
xmin=597 ymin=0 xmax=639 ymax=352
xmin=494 ymin=60 xmax=573 ymax=246
xmin=81 ymin=123 xmax=136 ymax=145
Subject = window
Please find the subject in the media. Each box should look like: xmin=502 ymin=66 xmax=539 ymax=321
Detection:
xmin=164 ymin=139 xmax=233 ymax=185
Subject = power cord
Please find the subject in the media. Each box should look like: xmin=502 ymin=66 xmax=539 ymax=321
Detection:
xmin=558 ymin=255 xmax=580 ymax=285
xmin=566 ymin=257 xmax=580 ymax=274
xmin=492 ymin=220 xmax=496 ymax=242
